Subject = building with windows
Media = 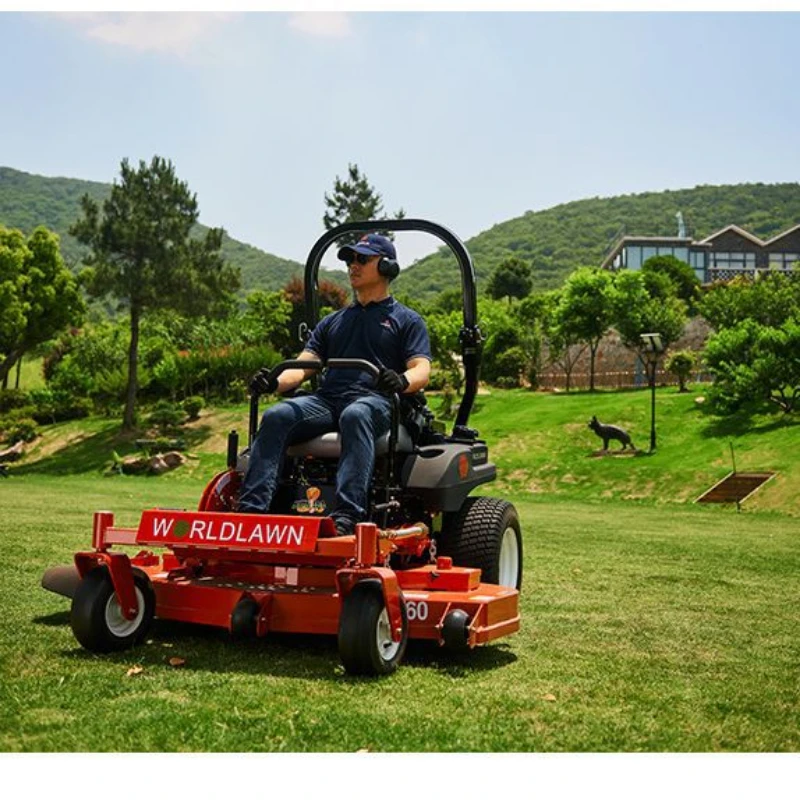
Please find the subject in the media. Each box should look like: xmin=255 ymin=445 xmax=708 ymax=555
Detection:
xmin=601 ymin=223 xmax=800 ymax=283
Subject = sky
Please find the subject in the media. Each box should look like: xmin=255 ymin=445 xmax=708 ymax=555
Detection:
xmin=2 ymin=6 xmax=800 ymax=271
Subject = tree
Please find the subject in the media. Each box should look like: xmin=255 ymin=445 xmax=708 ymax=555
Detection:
xmin=323 ymin=163 xmax=405 ymax=243
xmin=245 ymin=290 xmax=293 ymax=356
xmin=610 ymin=270 xmax=688 ymax=401
xmin=705 ymin=317 xmax=800 ymax=413
xmin=641 ymin=254 xmax=701 ymax=309
xmin=552 ymin=267 xmax=614 ymax=391
xmin=0 ymin=225 xmax=84 ymax=387
xmin=487 ymin=256 xmax=533 ymax=304
xmin=70 ymin=156 xmax=239 ymax=430
xmin=514 ymin=292 xmax=553 ymax=389
xmin=611 ymin=271 xmax=688 ymax=362
xmin=545 ymin=324 xmax=587 ymax=393
xmin=699 ymin=272 xmax=800 ymax=331
xmin=665 ymin=350 xmax=697 ymax=393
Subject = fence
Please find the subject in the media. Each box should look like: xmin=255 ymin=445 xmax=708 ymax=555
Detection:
xmin=536 ymin=369 xmax=711 ymax=391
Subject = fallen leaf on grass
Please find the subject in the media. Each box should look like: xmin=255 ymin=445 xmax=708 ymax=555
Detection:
xmin=542 ymin=693 xmax=557 ymax=702
xmin=168 ymin=657 xmax=186 ymax=668
xmin=126 ymin=666 xmax=144 ymax=677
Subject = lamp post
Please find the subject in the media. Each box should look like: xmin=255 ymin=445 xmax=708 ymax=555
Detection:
xmin=640 ymin=332 xmax=664 ymax=452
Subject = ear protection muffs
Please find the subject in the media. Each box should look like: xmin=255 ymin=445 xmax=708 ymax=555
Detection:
xmin=377 ymin=257 xmax=400 ymax=280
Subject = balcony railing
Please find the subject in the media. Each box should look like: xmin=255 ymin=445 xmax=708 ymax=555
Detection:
xmin=706 ymin=265 xmax=795 ymax=282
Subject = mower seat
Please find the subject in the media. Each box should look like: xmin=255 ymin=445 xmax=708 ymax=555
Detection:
xmin=286 ymin=425 xmax=414 ymax=459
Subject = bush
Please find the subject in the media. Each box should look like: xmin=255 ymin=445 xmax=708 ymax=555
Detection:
xmin=482 ymin=326 xmax=523 ymax=383
xmin=666 ymin=350 xmax=697 ymax=393
xmin=0 ymin=389 xmax=31 ymax=413
xmin=2 ymin=417 xmax=38 ymax=444
xmin=26 ymin=389 xmax=92 ymax=424
xmin=494 ymin=376 xmax=520 ymax=390
xmin=183 ymin=396 xmax=204 ymax=421
xmin=438 ymin=386 xmax=457 ymax=420
xmin=138 ymin=437 xmax=186 ymax=454
xmin=146 ymin=401 xmax=186 ymax=435
xmin=490 ymin=346 xmax=528 ymax=387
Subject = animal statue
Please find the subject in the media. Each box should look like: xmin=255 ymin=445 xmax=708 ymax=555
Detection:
xmin=588 ymin=416 xmax=635 ymax=451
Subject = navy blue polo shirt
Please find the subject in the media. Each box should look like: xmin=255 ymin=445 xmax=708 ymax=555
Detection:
xmin=305 ymin=296 xmax=432 ymax=399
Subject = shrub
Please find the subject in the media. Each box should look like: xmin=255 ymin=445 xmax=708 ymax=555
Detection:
xmin=146 ymin=401 xmax=186 ymax=435
xmin=2 ymin=417 xmax=38 ymax=444
xmin=494 ymin=376 xmax=520 ymax=389
xmin=481 ymin=326 xmax=523 ymax=383
xmin=525 ymin=360 xmax=540 ymax=390
xmin=139 ymin=437 xmax=186 ymax=454
xmin=26 ymin=389 xmax=92 ymax=424
xmin=426 ymin=371 xmax=449 ymax=392
xmin=183 ymin=396 xmax=204 ymax=421
xmin=490 ymin=346 xmax=528 ymax=387
xmin=666 ymin=350 xmax=697 ymax=393
xmin=0 ymin=389 xmax=31 ymax=413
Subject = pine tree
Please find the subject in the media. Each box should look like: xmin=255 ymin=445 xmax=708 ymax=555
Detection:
xmin=323 ymin=163 xmax=404 ymax=244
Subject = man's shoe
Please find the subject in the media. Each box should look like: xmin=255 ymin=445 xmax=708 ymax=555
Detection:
xmin=333 ymin=518 xmax=356 ymax=537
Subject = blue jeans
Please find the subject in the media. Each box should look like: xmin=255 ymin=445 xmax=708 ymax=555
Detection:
xmin=238 ymin=392 xmax=392 ymax=524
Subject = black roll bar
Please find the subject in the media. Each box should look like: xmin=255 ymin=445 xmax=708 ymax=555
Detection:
xmin=302 ymin=219 xmax=482 ymax=430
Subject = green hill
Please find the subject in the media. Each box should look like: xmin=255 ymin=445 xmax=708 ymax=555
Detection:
xmin=0 ymin=166 xmax=350 ymax=295
xmin=395 ymin=182 xmax=800 ymax=304
xmin=5 ymin=168 xmax=800 ymax=305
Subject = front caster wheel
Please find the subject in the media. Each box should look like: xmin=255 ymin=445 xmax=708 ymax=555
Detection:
xmin=70 ymin=567 xmax=155 ymax=653
xmin=338 ymin=579 xmax=408 ymax=676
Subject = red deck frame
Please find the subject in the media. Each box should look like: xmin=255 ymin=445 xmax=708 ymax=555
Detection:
xmin=75 ymin=509 xmax=520 ymax=648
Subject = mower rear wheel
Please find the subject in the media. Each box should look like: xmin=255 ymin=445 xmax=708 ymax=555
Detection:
xmin=338 ymin=579 xmax=408 ymax=676
xmin=70 ymin=567 xmax=155 ymax=653
xmin=440 ymin=497 xmax=522 ymax=590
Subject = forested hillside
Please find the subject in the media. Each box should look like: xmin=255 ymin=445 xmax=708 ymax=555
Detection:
xmin=393 ymin=183 xmax=800 ymax=303
xmin=4 ymin=168 xmax=800 ymax=305
xmin=0 ymin=167 xmax=349 ymax=294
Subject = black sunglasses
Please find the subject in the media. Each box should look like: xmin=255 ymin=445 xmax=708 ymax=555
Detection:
xmin=349 ymin=253 xmax=374 ymax=265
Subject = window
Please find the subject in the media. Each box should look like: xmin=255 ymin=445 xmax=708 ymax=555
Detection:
xmin=769 ymin=252 xmax=800 ymax=270
xmin=690 ymin=251 xmax=706 ymax=269
xmin=625 ymin=245 xmax=642 ymax=270
xmin=710 ymin=252 xmax=756 ymax=269
xmin=657 ymin=247 xmax=689 ymax=262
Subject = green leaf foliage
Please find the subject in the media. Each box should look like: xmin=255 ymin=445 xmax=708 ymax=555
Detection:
xmin=610 ymin=271 xmax=688 ymax=357
xmin=665 ymin=350 xmax=697 ymax=393
xmin=699 ymin=271 xmax=800 ymax=330
xmin=69 ymin=156 xmax=242 ymax=428
xmin=0 ymin=224 xmax=84 ymax=384
xmin=641 ymin=254 xmax=701 ymax=309
xmin=705 ymin=317 xmax=800 ymax=414
xmin=323 ymin=163 xmax=405 ymax=244
xmin=486 ymin=256 xmax=533 ymax=302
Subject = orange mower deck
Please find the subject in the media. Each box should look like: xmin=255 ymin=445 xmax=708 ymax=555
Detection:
xmin=74 ymin=507 xmax=519 ymax=658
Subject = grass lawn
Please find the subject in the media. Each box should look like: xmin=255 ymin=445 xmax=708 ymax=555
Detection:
xmin=13 ymin=385 xmax=800 ymax=513
xmin=1 ymin=476 xmax=798 ymax=752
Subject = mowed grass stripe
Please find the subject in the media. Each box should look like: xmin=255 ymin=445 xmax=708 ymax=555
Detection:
xmin=1 ymin=477 xmax=798 ymax=751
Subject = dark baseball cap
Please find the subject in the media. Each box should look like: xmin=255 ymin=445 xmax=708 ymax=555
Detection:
xmin=337 ymin=233 xmax=397 ymax=263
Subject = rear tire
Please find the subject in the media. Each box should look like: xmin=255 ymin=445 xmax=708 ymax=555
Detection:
xmin=338 ymin=580 xmax=408 ymax=676
xmin=439 ymin=497 xmax=522 ymax=589
xmin=71 ymin=567 xmax=155 ymax=653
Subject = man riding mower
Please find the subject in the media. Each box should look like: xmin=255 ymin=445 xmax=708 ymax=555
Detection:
xmin=42 ymin=219 xmax=522 ymax=676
